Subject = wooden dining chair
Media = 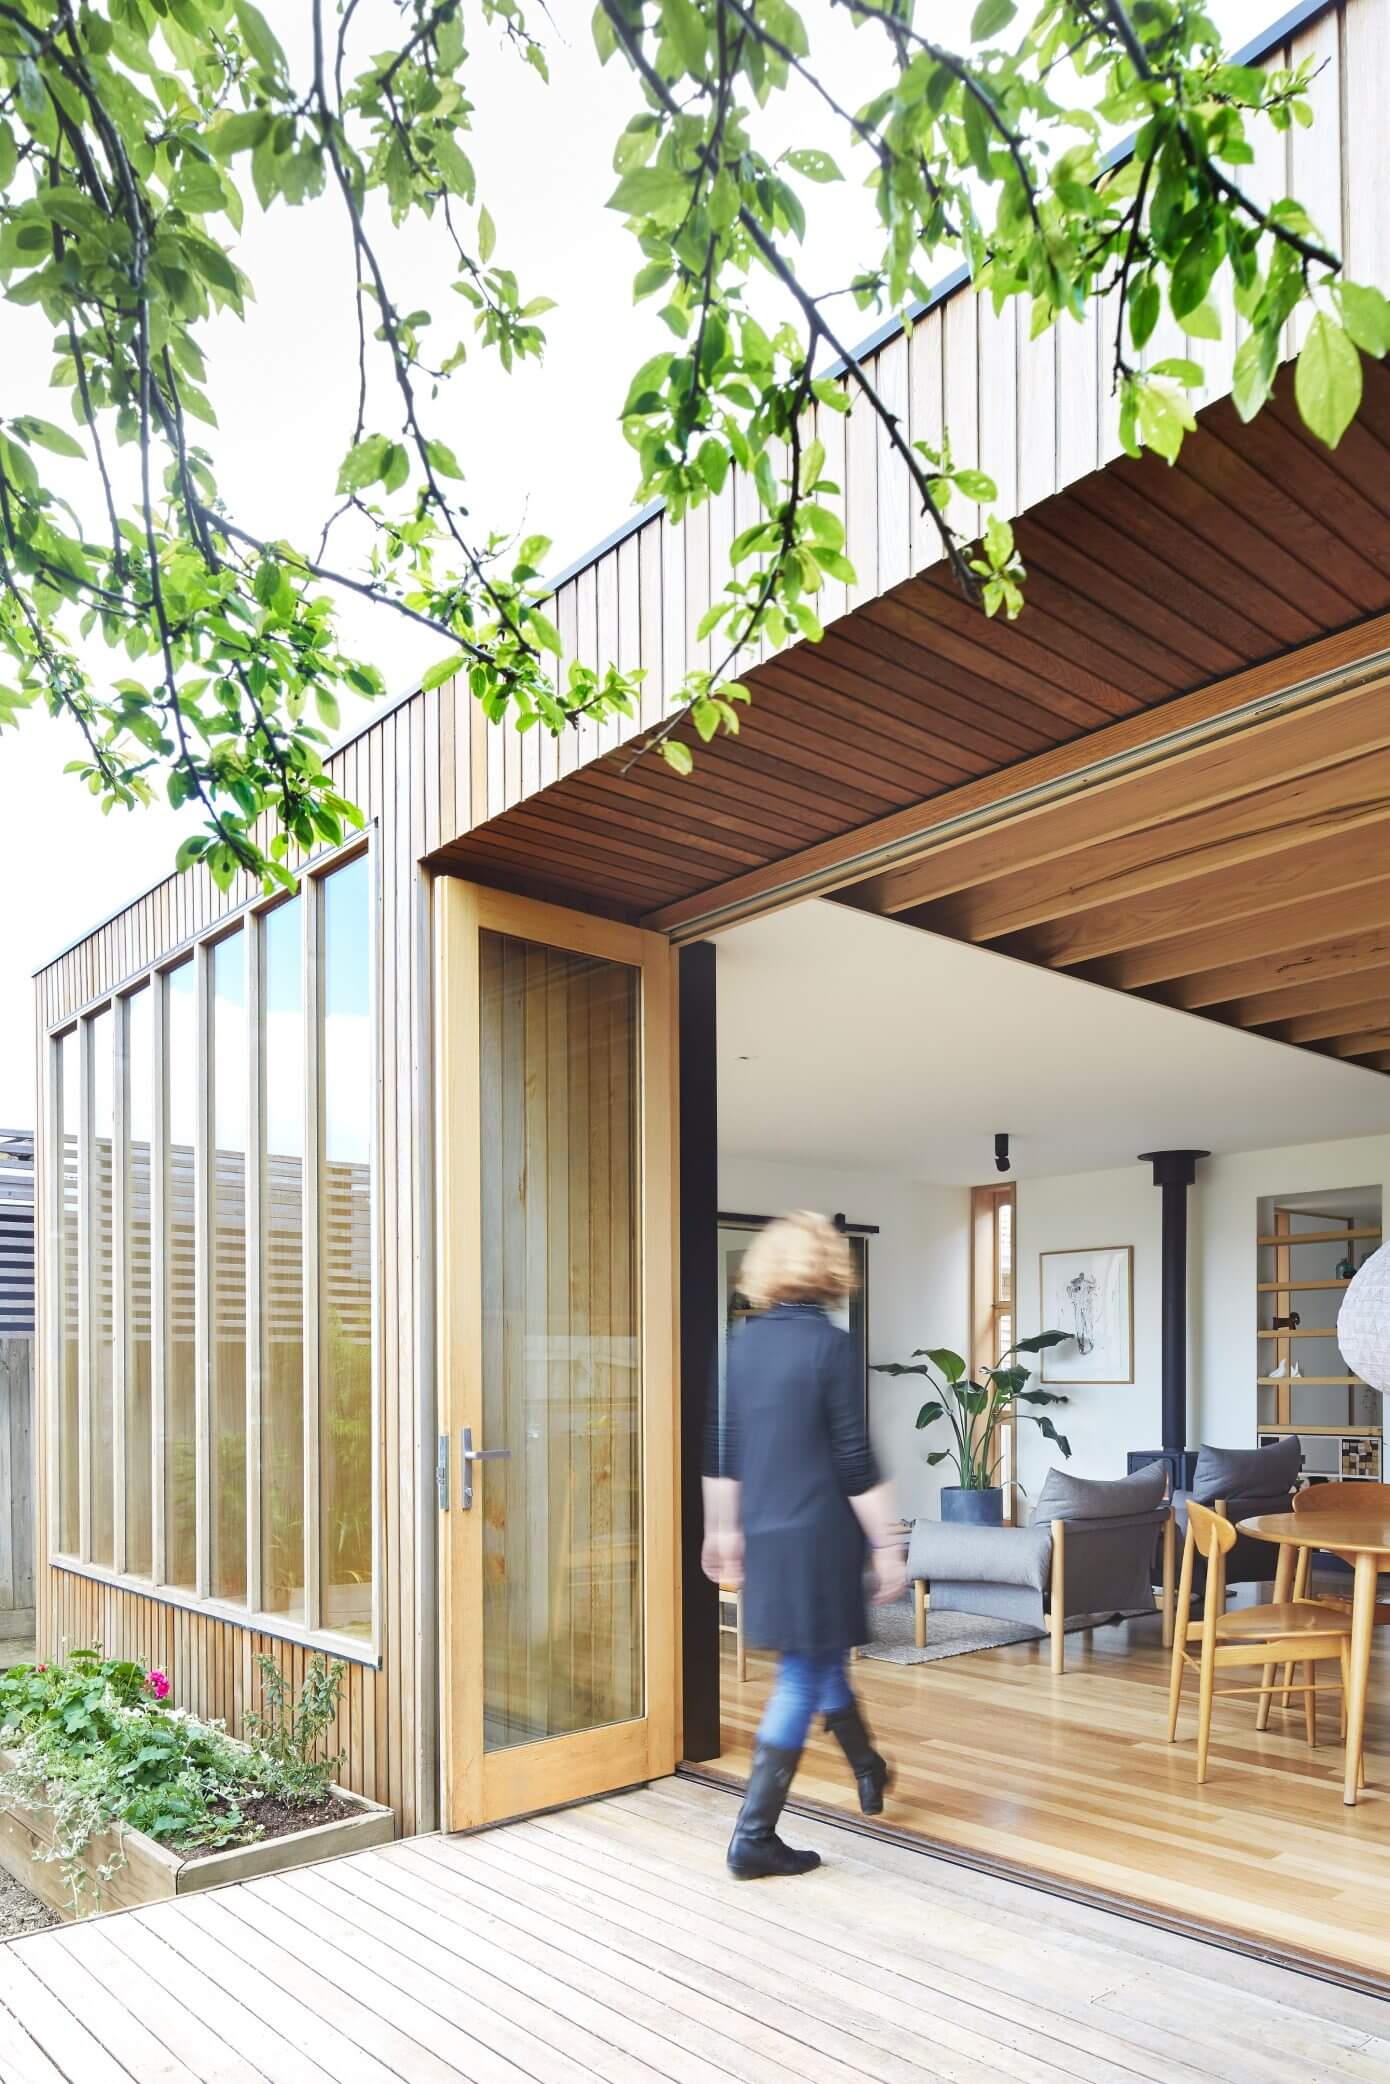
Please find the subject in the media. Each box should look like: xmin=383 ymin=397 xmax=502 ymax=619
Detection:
xmin=1168 ymin=1498 xmax=1355 ymax=1783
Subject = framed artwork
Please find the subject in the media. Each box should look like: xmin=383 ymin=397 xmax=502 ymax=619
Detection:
xmin=1039 ymin=1246 xmax=1134 ymax=1384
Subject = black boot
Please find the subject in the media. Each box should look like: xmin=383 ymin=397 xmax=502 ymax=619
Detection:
xmin=727 ymin=1743 xmax=822 ymax=1879
xmin=825 ymin=1701 xmax=892 ymax=1816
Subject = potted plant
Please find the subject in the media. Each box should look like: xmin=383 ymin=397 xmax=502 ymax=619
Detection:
xmin=873 ymin=1333 xmax=1073 ymax=1524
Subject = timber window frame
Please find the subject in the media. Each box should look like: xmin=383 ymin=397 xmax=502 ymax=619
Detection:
xmin=42 ymin=835 xmax=382 ymax=1667
xmin=970 ymin=1182 xmax=1017 ymax=1518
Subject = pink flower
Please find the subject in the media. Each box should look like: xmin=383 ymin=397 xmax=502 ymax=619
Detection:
xmin=35 ymin=1664 xmax=45 ymax=1674
xmin=145 ymin=1669 xmax=171 ymax=1701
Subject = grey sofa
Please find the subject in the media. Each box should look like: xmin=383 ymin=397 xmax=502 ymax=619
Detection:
xmin=906 ymin=1464 xmax=1176 ymax=1674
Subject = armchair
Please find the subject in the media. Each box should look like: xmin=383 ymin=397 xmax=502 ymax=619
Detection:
xmin=1172 ymin=1436 xmax=1302 ymax=1590
xmin=906 ymin=1463 xmax=1175 ymax=1674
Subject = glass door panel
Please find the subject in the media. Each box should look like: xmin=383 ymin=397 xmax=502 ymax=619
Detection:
xmin=437 ymin=881 xmax=675 ymax=1832
xmin=479 ymin=931 xmax=643 ymax=1752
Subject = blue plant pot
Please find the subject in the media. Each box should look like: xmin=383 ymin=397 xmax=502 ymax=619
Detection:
xmin=940 ymin=1485 xmax=1004 ymax=1526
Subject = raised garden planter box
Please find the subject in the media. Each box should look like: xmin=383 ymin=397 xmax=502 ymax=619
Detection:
xmin=0 ymin=1748 xmax=396 ymax=1921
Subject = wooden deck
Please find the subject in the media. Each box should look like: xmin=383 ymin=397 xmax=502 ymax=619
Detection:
xmin=717 ymin=1608 xmax=1390 ymax=1987
xmin=1 ymin=1777 xmax=1387 ymax=2082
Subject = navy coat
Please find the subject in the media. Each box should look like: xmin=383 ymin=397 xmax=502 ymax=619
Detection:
xmin=716 ymin=1303 xmax=880 ymax=1657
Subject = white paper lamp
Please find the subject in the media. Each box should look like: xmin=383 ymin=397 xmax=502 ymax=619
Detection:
xmin=1338 ymin=1243 xmax=1390 ymax=1393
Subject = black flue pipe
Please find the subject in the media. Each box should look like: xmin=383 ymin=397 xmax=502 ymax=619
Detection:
xmin=1138 ymin=1149 xmax=1209 ymax=1455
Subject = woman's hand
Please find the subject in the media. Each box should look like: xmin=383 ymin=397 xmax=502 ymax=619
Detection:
xmin=870 ymin=1543 xmax=908 ymax=1605
xmin=702 ymin=1527 xmax=744 ymax=1587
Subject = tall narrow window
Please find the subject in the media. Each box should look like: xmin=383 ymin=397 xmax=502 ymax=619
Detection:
xmin=165 ymin=960 xmax=197 ymax=1589
xmin=262 ymin=898 xmax=305 ymax=1619
xmin=90 ymin=1009 xmax=115 ymax=1568
xmin=211 ymin=933 xmax=248 ymax=1602
xmin=320 ymin=857 xmax=373 ymax=1637
xmin=125 ymin=986 xmax=154 ymax=1579
xmin=971 ymin=1182 xmax=1018 ymax=1517
xmin=57 ymin=1030 xmax=80 ymax=1555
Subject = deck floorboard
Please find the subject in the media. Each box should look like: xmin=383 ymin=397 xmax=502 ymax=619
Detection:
xmin=0 ymin=1777 xmax=1385 ymax=2081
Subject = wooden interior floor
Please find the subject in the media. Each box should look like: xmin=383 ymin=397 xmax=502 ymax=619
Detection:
xmin=714 ymin=1605 xmax=1390 ymax=1986
xmin=2 ymin=1776 xmax=1389 ymax=2082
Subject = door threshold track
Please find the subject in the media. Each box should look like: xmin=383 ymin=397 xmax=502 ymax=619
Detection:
xmin=676 ymin=1762 xmax=1390 ymax=2005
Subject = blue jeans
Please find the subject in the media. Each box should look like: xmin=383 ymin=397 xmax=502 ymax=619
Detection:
xmin=758 ymin=1653 xmax=853 ymax=1751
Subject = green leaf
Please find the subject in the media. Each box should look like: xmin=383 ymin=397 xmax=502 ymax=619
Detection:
xmin=426 ymin=438 xmax=465 ymax=480
xmin=234 ymin=0 xmax=286 ymax=75
xmin=0 ymin=121 xmax=16 ymax=192
xmin=528 ymin=609 xmax=563 ymax=656
xmin=607 ymin=167 xmax=691 ymax=223
xmin=917 ymin=1347 xmax=967 ymax=1384
xmin=1012 ymin=1330 xmax=1069 ymax=1354
xmin=1335 ymin=281 xmax=1390 ymax=360
xmin=1148 ymin=357 xmax=1203 ymax=389
xmin=914 ymin=1400 xmax=946 ymax=1430
xmin=622 ymin=351 xmax=673 ymax=417
xmin=336 ymin=434 xmax=388 ymax=492
xmin=433 ymin=134 xmax=476 ymax=202
xmin=422 ymin=652 xmax=470 ymax=691
xmin=785 ymin=148 xmax=843 ymax=184
xmin=962 ymin=90 xmax=992 ymax=180
xmin=592 ymin=1 xmax=618 ymax=62
xmin=1295 ymin=312 xmax=1362 ymax=449
xmin=1181 ymin=298 xmax=1223 ymax=342
xmin=660 ymin=739 xmax=694 ymax=775
xmin=971 ymin=0 xmax=1016 ymax=38
xmin=1135 ymin=377 xmax=1196 ymax=464
xmin=1232 ymin=325 xmax=1279 ymax=423
xmin=208 ymin=110 xmax=273 ymax=160
xmin=662 ymin=0 xmax=707 ymax=74
xmin=952 ymin=468 xmax=998 ymax=502
xmin=13 ymin=417 xmax=84 ymax=459
xmin=477 ymin=205 xmax=496 ymax=265
xmin=1170 ymin=234 xmax=1221 ymax=322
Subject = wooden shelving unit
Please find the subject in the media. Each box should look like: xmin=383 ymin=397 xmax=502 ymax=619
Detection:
xmin=1258 ymin=1203 xmax=1382 ymax=1485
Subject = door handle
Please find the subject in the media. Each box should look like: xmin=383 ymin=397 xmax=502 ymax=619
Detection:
xmin=460 ymin=1426 xmax=512 ymax=1511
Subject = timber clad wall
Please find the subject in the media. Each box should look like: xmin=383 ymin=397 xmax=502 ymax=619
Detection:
xmin=32 ymin=0 xmax=1387 ymax=1828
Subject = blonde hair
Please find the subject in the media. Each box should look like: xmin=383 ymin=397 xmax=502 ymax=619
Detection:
xmin=738 ymin=1210 xmax=857 ymax=1313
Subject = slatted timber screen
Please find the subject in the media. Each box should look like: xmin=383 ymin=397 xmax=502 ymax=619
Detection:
xmin=0 ymin=1130 xmax=34 ymax=1339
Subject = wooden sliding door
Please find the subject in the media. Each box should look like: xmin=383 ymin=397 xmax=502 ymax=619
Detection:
xmin=435 ymin=880 xmax=677 ymax=1830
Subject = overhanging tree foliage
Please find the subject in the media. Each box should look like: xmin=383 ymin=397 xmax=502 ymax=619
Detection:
xmin=0 ymin=0 xmax=1385 ymax=886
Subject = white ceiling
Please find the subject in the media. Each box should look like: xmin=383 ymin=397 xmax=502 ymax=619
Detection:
xmin=715 ymin=900 xmax=1390 ymax=1185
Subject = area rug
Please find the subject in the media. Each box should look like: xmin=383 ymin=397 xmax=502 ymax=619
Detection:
xmin=860 ymin=1601 xmax=1043 ymax=1665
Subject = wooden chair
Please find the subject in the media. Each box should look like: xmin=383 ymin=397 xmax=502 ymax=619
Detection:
xmin=1271 ymin=1481 xmax=1390 ymax=1724
xmin=1168 ymin=1498 xmax=1354 ymax=1783
xmin=718 ymin=1583 xmax=746 ymax=1681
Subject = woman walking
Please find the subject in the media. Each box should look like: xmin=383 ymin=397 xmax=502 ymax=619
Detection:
xmin=704 ymin=1211 xmax=907 ymax=1879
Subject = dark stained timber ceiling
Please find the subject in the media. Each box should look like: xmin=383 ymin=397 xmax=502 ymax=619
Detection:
xmin=431 ymin=360 xmax=1390 ymax=1073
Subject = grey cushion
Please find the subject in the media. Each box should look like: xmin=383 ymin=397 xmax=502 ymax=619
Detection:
xmin=1193 ymin=1436 xmax=1300 ymax=1504
xmin=907 ymin=1519 xmax=1052 ymax=1592
xmin=1030 ymin=1462 xmax=1167 ymax=1526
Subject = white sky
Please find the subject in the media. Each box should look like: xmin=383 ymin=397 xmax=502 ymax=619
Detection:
xmin=0 ymin=0 xmax=1273 ymax=1123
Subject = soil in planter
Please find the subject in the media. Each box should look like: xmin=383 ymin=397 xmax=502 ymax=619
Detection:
xmin=0 ymin=1865 xmax=59 ymax=1938
xmin=182 ymin=1789 xmax=361 ymax=1862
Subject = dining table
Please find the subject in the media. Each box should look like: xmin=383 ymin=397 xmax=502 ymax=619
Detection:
xmin=1239 ymin=1509 xmax=1390 ymax=1806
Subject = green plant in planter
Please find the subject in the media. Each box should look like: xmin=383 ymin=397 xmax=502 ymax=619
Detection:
xmin=242 ymin=1653 xmax=345 ymax=1804
xmin=873 ymin=1333 xmax=1073 ymax=1492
